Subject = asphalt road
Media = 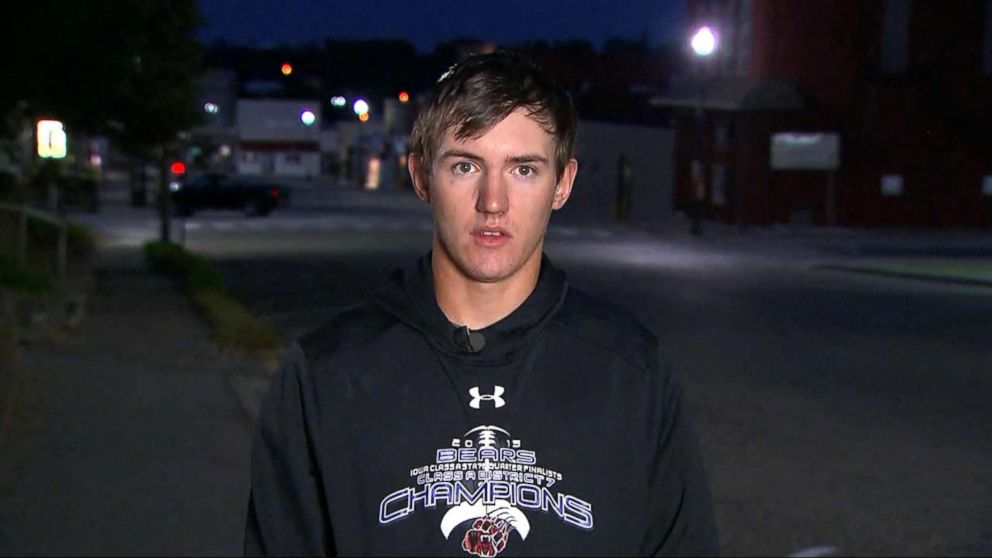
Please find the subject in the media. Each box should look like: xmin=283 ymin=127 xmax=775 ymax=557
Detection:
xmin=82 ymin=201 xmax=992 ymax=555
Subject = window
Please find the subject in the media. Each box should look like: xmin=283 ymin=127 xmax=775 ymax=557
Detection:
xmin=714 ymin=124 xmax=730 ymax=150
xmin=880 ymin=0 xmax=910 ymax=74
xmin=982 ymin=175 xmax=992 ymax=197
xmin=242 ymin=151 xmax=259 ymax=163
xmin=284 ymin=153 xmax=301 ymax=164
xmin=735 ymin=0 xmax=753 ymax=77
xmin=711 ymin=164 xmax=727 ymax=205
xmin=984 ymin=0 xmax=992 ymax=74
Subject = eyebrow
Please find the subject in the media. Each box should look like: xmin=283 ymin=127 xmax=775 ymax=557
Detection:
xmin=438 ymin=149 xmax=484 ymax=163
xmin=506 ymin=154 xmax=549 ymax=166
xmin=438 ymin=149 xmax=549 ymax=166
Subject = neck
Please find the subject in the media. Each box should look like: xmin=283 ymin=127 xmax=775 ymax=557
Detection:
xmin=432 ymin=247 xmax=543 ymax=330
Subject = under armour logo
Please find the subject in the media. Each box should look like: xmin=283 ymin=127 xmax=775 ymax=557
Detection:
xmin=469 ymin=386 xmax=506 ymax=409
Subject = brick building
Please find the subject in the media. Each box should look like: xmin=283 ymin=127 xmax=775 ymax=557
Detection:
xmin=654 ymin=0 xmax=992 ymax=227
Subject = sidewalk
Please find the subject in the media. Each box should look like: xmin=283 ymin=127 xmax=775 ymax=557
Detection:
xmin=0 ymin=245 xmax=267 ymax=555
xmin=632 ymin=214 xmax=992 ymax=288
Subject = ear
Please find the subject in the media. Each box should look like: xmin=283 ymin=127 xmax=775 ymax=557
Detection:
xmin=551 ymin=158 xmax=578 ymax=210
xmin=408 ymin=153 xmax=430 ymax=203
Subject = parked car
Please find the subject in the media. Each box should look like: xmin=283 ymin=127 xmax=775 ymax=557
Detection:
xmin=170 ymin=172 xmax=290 ymax=217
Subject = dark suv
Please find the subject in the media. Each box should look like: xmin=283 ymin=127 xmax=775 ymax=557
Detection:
xmin=171 ymin=173 xmax=290 ymax=217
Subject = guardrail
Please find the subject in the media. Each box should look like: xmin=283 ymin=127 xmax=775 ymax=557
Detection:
xmin=0 ymin=202 xmax=68 ymax=277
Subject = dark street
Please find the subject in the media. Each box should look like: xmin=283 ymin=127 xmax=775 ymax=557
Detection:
xmin=166 ymin=201 xmax=992 ymax=554
xmin=4 ymin=1 xmax=992 ymax=553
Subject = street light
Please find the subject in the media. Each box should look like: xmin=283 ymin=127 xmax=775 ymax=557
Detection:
xmin=691 ymin=26 xmax=718 ymax=57
xmin=689 ymin=25 xmax=718 ymax=235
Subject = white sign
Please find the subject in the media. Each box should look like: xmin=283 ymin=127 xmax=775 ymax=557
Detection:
xmin=37 ymin=119 xmax=67 ymax=159
xmin=881 ymin=174 xmax=903 ymax=196
xmin=770 ymin=132 xmax=840 ymax=170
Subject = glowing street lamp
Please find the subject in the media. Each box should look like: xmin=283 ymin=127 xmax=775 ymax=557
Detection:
xmin=353 ymin=99 xmax=369 ymax=116
xmin=281 ymin=62 xmax=293 ymax=76
xmin=398 ymin=91 xmax=410 ymax=103
xmin=300 ymin=109 xmax=317 ymax=126
xmin=688 ymin=25 xmax=718 ymax=235
xmin=691 ymin=26 xmax=718 ymax=57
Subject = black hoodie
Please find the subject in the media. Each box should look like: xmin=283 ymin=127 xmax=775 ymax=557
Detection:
xmin=245 ymin=253 xmax=718 ymax=557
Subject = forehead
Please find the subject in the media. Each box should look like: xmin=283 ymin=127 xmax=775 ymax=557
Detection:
xmin=438 ymin=109 xmax=555 ymax=157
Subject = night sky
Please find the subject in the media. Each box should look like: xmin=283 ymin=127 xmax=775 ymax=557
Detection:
xmin=197 ymin=0 xmax=688 ymax=52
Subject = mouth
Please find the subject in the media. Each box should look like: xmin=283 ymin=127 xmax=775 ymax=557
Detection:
xmin=471 ymin=227 xmax=511 ymax=246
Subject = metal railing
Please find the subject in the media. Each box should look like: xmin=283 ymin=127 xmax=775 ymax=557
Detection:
xmin=0 ymin=202 xmax=68 ymax=277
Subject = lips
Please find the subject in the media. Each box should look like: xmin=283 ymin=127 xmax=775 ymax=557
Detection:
xmin=474 ymin=227 xmax=509 ymax=236
xmin=471 ymin=227 xmax=511 ymax=247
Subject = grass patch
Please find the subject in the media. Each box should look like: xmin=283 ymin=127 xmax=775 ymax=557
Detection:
xmin=143 ymin=240 xmax=280 ymax=356
xmin=191 ymin=290 xmax=281 ymax=354
xmin=0 ymin=254 xmax=54 ymax=295
xmin=860 ymin=259 xmax=992 ymax=282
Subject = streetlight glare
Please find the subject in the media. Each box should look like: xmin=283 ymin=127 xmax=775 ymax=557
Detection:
xmin=353 ymin=99 xmax=369 ymax=116
xmin=691 ymin=26 xmax=718 ymax=56
xmin=300 ymin=109 xmax=317 ymax=126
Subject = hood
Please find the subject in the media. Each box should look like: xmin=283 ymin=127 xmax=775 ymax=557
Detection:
xmin=372 ymin=252 xmax=568 ymax=366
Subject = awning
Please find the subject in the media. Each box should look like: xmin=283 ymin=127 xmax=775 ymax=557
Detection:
xmin=650 ymin=78 xmax=807 ymax=112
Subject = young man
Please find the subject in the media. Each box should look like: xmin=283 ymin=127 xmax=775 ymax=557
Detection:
xmin=245 ymin=52 xmax=719 ymax=557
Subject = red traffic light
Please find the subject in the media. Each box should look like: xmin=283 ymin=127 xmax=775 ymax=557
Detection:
xmin=170 ymin=161 xmax=186 ymax=175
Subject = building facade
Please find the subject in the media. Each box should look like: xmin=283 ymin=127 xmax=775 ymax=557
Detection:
xmin=656 ymin=0 xmax=992 ymax=227
xmin=235 ymin=99 xmax=322 ymax=178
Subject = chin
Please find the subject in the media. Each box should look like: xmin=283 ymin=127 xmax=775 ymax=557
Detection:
xmin=460 ymin=259 xmax=518 ymax=284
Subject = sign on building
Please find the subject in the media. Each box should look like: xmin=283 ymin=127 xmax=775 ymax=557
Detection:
xmin=770 ymin=132 xmax=840 ymax=171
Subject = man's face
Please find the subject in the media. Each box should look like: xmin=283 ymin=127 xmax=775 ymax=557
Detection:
xmin=411 ymin=108 xmax=577 ymax=285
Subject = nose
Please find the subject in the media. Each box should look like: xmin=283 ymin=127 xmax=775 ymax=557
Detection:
xmin=476 ymin=171 xmax=508 ymax=215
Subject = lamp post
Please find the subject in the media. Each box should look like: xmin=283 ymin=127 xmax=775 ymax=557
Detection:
xmin=689 ymin=25 xmax=717 ymax=235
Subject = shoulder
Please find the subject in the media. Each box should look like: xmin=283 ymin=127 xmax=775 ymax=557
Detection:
xmin=550 ymin=286 xmax=659 ymax=374
xmin=296 ymin=301 xmax=396 ymax=364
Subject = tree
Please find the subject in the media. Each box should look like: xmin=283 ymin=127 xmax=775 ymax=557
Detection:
xmin=1 ymin=0 xmax=205 ymax=241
